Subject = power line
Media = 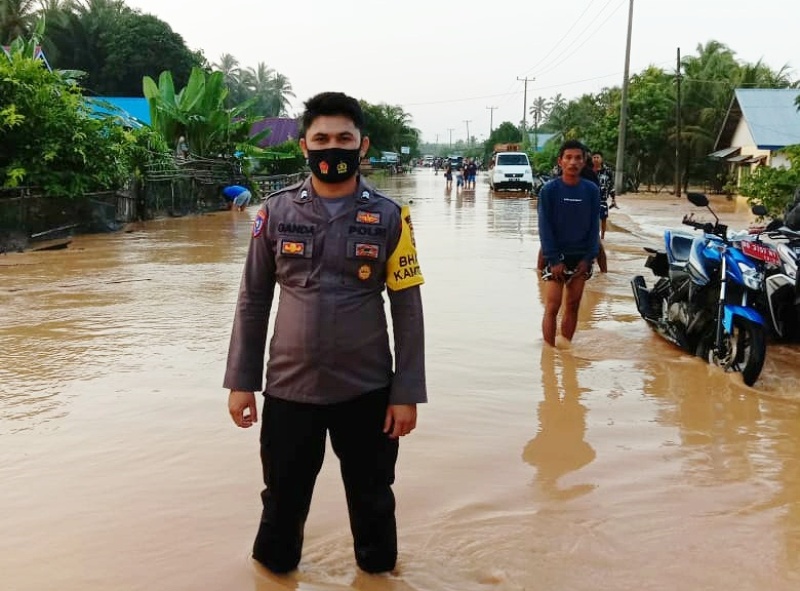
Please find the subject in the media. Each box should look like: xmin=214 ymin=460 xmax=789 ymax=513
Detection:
xmin=534 ymin=0 xmax=628 ymax=80
xmin=519 ymin=0 xmax=599 ymax=79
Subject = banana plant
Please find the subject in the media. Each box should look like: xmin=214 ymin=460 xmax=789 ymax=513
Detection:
xmin=143 ymin=67 xmax=269 ymax=158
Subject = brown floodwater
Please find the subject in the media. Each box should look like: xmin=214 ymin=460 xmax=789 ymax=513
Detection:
xmin=2 ymin=170 xmax=800 ymax=591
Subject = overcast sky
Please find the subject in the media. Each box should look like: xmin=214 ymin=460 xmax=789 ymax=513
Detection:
xmin=125 ymin=0 xmax=799 ymax=145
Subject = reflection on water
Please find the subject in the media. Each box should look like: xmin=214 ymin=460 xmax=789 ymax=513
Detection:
xmin=523 ymin=348 xmax=596 ymax=499
xmin=2 ymin=170 xmax=800 ymax=590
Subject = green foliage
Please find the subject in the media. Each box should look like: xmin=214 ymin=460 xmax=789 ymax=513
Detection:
xmin=0 ymin=48 xmax=135 ymax=195
xmin=529 ymin=140 xmax=559 ymax=174
xmin=739 ymin=146 xmax=800 ymax=217
xmin=252 ymin=140 xmax=305 ymax=175
xmin=41 ymin=0 xmax=201 ymax=96
xmin=360 ymin=102 xmax=420 ymax=158
xmin=143 ymin=67 xmax=265 ymax=158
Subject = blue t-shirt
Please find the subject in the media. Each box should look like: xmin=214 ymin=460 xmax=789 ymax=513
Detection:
xmin=222 ymin=185 xmax=248 ymax=200
xmin=537 ymin=177 xmax=601 ymax=264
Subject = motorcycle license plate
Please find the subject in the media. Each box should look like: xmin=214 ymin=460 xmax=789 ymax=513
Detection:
xmin=741 ymin=241 xmax=780 ymax=264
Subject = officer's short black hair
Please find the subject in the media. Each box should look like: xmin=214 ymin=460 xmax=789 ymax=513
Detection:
xmin=558 ymin=139 xmax=586 ymax=158
xmin=592 ymin=150 xmax=603 ymax=158
xmin=301 ymin=92 xmax=365 ymax=137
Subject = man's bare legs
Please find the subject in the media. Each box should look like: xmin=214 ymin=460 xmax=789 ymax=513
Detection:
xmin=600 ymin=217 xmax=607 ymax=240
xmin=561 ymin=275 xmax=587 ymax=341
xmin=542 ymin=280 xmax=565 ymax=346
xmin=542 ymin=275 xmax=587 ymax=345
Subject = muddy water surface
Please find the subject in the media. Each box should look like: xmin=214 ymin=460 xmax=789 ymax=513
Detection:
xmin=2 ymin=171 xmax=800 ymax=591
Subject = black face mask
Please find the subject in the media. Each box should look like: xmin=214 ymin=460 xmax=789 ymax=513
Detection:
xmin=307 ymin=148 xmax=361 ymax=183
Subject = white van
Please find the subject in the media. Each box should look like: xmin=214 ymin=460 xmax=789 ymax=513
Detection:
xmin=489 ymin=151 xmax=534 ymax=192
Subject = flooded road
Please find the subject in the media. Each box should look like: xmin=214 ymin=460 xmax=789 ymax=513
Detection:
xmin=2 ymin=170 xmax=800 ymax=591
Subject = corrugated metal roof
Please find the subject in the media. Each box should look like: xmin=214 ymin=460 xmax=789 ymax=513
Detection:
xmin=85 ymin=97 xmax=151 ymax=127
xmin=249 ymin=117 xmax=300 ymax=147
xmin=735 ymin=88 xmax=800 ymax=150
xmin=708 ymin=146 xmax=740 ymax=159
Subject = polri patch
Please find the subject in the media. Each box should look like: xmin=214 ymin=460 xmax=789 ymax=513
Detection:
xmin=355 ymin=243 xmax=380 ymax=259
xmin=356 ymin=211 xmax=381 ymax=224
xmin=253 ymin=209 xmax=267 ymax=238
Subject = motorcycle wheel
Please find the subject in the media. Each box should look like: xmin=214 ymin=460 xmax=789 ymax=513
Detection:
xmin=736 ymin=318 xmax=767 ymax=386
xmin=696 ymin=318 xmax=766 ymax=386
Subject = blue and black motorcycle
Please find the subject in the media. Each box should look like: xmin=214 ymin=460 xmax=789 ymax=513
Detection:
xmin=631 ymin=192 xmax=768 ymax=386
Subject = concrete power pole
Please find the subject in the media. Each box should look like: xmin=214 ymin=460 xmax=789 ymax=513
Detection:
xmin=614 ymin=0 xmax=635 ymax=195
xmin=447 ymin=128 xmax=454 ymax=149
xmin=486 ymin=106 xmax=497 ymax=136
xmin=675 ymin=46 xmax=683 ymax=198
xmin=517 ymin=76 xmax=534 ymax=144
xmin=464 ymin=120 xmax=472 ymax=147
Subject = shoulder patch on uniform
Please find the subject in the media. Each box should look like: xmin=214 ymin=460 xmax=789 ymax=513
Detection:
xmin=253 ymin=209 xmax=267 ymax=238
xmin=386 ymin=204 xmax=424 ymax=291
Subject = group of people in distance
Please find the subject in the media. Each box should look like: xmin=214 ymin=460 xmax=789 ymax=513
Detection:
xmin=443 ymin=158 xmax=478 ymax=191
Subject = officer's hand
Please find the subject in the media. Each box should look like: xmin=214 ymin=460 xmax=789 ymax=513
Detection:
xmin=551 ymin=263 xmax=566 ymax=282
xmin=229 ymin=390 xmax=258 ymax=428
xmin=384 ymin=404 xmax=417 ymax=439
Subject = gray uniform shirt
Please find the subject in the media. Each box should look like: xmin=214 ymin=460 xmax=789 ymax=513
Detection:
xmin=223 ymin=176 xmax=427 ymax=406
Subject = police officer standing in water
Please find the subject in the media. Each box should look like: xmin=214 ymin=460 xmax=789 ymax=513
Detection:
xmin=224 ymin=92 xmax=427 ymax=575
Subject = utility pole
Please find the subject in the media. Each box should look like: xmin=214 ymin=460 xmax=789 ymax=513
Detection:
xmin=464 ymin=120 xmax=472 ymax=147
xmin=517 ymin=76 xmax=533 ymax=143
xmin=435 ymin=133 xmax=439 ymax=150
xmin=675 ymin=46 xmax=683 ymax=198
xmin=614 ymin=0 xmax=634 ymax=195
xmin=486 ymin=106 xmax=497 ymax=135
xmin=447 ymin=128 xmax=454 ymax=149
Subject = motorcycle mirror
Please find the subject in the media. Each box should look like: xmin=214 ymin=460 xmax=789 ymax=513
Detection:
xmin=766 ymin=219 xmax=783 ymax=231
xmin=751 ymin=204 xmax=768 ymax=216
xmin=687 ymin=192 xmax=709 ymax=207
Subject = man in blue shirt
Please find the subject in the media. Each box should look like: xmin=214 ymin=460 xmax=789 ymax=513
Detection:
xmin=537 ymin=140 xmax=600 ymax=346
xmin=223 ymin=184 xmax=253 ymax=211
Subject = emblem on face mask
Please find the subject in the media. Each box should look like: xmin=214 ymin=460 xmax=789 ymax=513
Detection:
xmin=337 ymin=162 xmax=348 ymax=174
xmin=319 ymin=161 xmax=329 ymax=175
xmin=358 ymin=264 xmax=371 ymax=280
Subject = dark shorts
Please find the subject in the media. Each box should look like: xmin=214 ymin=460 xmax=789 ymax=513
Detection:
xmin=541 ymin=255 xmax=593 ymax=282
xmin=600 ymin=201 xmax=609 ymax=220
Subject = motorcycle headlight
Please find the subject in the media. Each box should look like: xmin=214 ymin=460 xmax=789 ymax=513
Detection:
xmin=738 ymin=262 xmax=763 ymax=290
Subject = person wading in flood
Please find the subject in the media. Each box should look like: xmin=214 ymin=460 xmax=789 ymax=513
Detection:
xmin=537 ymin=139 xmax=600 ymax=347
xmin=223 ymin=91 xmax=427 ymax=576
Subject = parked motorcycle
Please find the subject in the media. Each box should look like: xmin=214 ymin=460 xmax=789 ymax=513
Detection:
xmin=739 ymin=219 xmax=800 ymax=341
xmin=631 ymin=192 xmax=768 ymax=386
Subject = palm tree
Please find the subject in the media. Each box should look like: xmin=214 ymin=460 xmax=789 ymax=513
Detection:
xmin=267 ymin=72 xmax=294 ymax=116
xmin=0 ymin=0 xmax=39 ymax=43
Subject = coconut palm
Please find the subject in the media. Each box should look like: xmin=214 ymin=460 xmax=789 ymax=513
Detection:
xmin=0 ymin=0 xmax=40 ymax=42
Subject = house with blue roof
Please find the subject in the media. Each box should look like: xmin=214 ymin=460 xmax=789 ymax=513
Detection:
xmin=712 ymin=88 xmax=800 ymax=185
xmin=85 ymin=97 xmax=151 ymax=128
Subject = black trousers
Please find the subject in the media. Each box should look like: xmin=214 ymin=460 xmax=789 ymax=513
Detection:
xmin=253 ymin=388 xmax=399 ymax=574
